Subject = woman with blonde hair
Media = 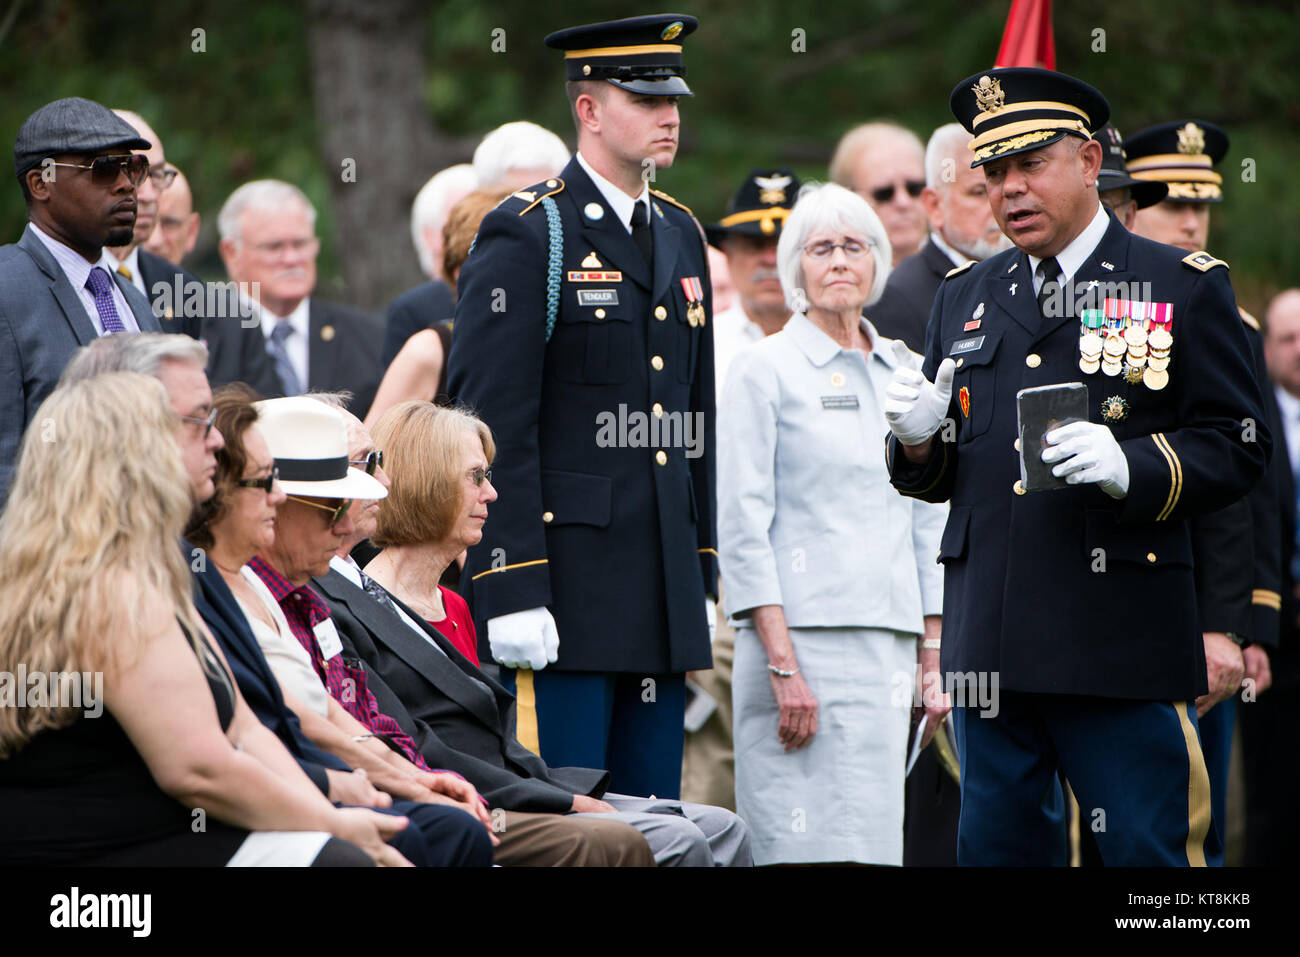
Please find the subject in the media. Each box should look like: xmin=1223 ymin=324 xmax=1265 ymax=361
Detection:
xmin=0 ymin=373 xmax=408 ymax=866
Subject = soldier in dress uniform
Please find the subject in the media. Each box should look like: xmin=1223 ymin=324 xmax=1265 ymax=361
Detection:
xmin=883 ymin=67 xmax=1270 ymax=865
xmin=1124 ymin=119 xmax=1284 ymax=865
xmin=446 ymin=14 xmax=716 ymax=800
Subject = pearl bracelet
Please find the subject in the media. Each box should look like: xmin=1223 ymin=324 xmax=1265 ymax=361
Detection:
xmin=767 ymin=663 xmax=800 ymax=678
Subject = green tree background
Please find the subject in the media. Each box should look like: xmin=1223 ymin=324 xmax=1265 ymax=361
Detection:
xmin=2 ymin=0 xmax=1295 ymax=314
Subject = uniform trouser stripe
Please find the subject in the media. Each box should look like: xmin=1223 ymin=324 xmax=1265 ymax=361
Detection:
xmin=1174 ymin=700 xmax=1212 ymax=866
xmin=515 ymin=669 xmax=541 ymax=754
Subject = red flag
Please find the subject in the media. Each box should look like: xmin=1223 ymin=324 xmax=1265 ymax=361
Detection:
xmin=995 ymin=0 xmax=1055 ymax=69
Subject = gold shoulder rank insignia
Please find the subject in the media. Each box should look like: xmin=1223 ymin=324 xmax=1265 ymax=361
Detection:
xmin=516 ymin=178 xmax=566 ymax=216
xmin=945 ymin=261 xmax=975 ymax=279
xmin=1182 ymin=250 xmax=1228 ymax=272
xmin=649 ymin=188 xmax=693 ymax=217
xmin=1239 ymin=307 xmax=1260 ymax=331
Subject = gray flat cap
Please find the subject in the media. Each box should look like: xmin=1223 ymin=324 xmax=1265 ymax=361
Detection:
xmin=13 ymin=97 xmax=151 ymax=178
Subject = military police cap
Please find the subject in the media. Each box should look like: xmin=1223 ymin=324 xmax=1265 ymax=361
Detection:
xmin=705 ymin=167 xmax=802 ymax=249
xmin=1093 ymin=123 xmax=1167 ymax=209
xmin=1124 ymin=120 xmax=1229 ymax=203
xmin=14 ymin=97 xmax=151 ymax=178
xmin=545 ymin=14 xmax=697 ymax=97
xmin=950 ymin=67 xmax=1109 ymax=167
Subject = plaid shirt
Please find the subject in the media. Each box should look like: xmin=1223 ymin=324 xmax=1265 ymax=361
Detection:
xmin=248 ymin=556 xmax=431 ymax=771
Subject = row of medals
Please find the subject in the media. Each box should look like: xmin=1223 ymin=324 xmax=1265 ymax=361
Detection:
xmin=1078 ymin=312 xmax=1171 ymax=391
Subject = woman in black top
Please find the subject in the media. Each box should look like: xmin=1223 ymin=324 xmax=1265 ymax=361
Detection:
xmin=0 ymin=373 xmax=406 ymax=866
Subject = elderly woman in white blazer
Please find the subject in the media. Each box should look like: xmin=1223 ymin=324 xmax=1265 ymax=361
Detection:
xmin=718 ymin=182 xmax=949 ymax=866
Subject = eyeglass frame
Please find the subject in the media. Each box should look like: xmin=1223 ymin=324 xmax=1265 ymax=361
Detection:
xmin=349 ymin=450 xmax=384 ymax=476
xmin=178 ymin=407 xmax=217 ymax=438
xmin=801 ymin=238 xmax=874 ymax=260
xmin=235 ymin=466 xmax=280 ymax=494
xmin=467 ymin=467 xmax=493 ymax=487
xmin=285 ymin=494 xmax=352 ymax=526
xmin=46 ymin=154 xmax=150 ymax=188
xmin=147 ymin=164 xmax=178 ymax=190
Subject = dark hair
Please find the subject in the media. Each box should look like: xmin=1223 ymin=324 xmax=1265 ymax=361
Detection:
xmin=564 ymin=79 xmax=608 ymax=132
xmin=184 ymin=382 xmax=264 ymax=549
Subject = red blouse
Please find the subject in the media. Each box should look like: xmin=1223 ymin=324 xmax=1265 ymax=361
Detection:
xmin=425 ymin=585 xmax=480 ymax=666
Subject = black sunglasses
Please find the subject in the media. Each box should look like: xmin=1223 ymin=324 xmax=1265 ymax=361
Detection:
xmin=867 ymin=180 xmax=925 ymax=204
xmin=236 ymin=466 xmax=280 ymax=493
xmin=48 ymin=154 xmax=150 ymax=187
xmin=349 ymin=449 xmax=384 ymax=476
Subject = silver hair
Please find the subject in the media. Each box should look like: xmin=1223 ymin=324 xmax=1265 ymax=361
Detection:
xmin=59 ymin=333 xmax=209 ymax=386
xmin=410 ymin=164 xmax=478 ymax=278
xmin=218 ymin=179 xmax=316 ymax=244
xmin=924 ymin=123 xmax=972 ymax=191
xmin=472 ymin=121 xmax=569 ymax=189
xmin=304 ymin=390 xmax=355 ymax=411
xmin=776 ymin=182 xmax=892 ymax=311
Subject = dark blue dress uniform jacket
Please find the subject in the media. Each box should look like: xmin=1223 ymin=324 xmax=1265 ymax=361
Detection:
xmin=447 ymin=156 xmax=717 ymax=674
xmin=887 ymin=214 xmax=1269 ymax=701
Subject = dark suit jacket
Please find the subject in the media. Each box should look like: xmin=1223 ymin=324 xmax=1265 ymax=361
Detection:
xmin=381 ymin=279 xmax=455 ymax=368
xmin=312 ymin=568 xmax=608 ymax=813
xmin=186 ymin=544 xmax=348 ymax=794
xmin=307 ymin=297 xmax=385 ymax=419
xmin=868 ymin=237 xmax=954 ymax=353
xmin=137 ymin=249 xmax=283 ymax=397
xmin=0 ymin=224 xmax=161 ymax=498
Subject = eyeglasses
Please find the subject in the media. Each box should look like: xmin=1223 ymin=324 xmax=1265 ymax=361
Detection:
xmin=467 ymin=467 xmax=493 ymax=487
xmin=248 ymin=237 xmax=319 ymax=258
xmin=802 ymin=239 xmax=873 ymax=260
xmin=147 ymin=165 xmax=178 ymax=190
xmin=864 ymin=180 xmax=925 ymax=204
xmin=349 ymin=450 xmax=384 ymax=476
xmin=48 ymin=154 xmax=150 ymax=187
xmin=285 ymin=495 xmax=352 ymax=526
xmin=179 ymin=407 xmax=217 ymax=437
xmin=236 ymin=466 xmax=280 ymax=493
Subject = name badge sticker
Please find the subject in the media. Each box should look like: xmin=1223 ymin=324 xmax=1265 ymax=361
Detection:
xmin=577 ymin=289 xmax=619 ymax=307
xmin=820 ymin=395 xmax=860 ymax=409
xmin=314 ymin=618 xmax=344 ymax=660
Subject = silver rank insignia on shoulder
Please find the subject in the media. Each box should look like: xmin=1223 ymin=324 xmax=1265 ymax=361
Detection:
xmin=583 ymin=202 xmax=604 ymax=221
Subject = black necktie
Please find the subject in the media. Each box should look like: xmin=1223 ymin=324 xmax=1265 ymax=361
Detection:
xmin=1037 ymin=257 xmax=1062 ymax=319
xmin=630 ymin=201 xmax=653 ymax=269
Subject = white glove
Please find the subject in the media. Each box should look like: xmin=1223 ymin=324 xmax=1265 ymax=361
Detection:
xmin=1041 ymin=421 xmax=1130 ymax=498
xmin=705 ymin=597 xmax=717 ymax=644
xmin=883 ymin=340 xmax=958 ymax=446
xmin=486 ymin=606 xmax=560 ymax=670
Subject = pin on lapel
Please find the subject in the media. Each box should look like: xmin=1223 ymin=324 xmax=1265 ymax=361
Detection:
xmin=1007 ymin=261 xmax=1019 ymax=274
xmin=1101 ymin=261 xmax=1115 ymax=271
xmin=581 ymin=251 xmax=603 ymax=268
xmin=320 ymin=325 xmax=335 ymax=342
xmin=583 ymin=202 xmax=604 ymax=221
xmin=1010 ymin=282 xmax=1018 ymax=296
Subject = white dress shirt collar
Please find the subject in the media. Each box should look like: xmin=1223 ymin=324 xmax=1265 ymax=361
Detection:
xmin=330 ymin=554 xmax=363 ymax=587
xmin=260 ymin=296 xmax=311 ymax=387
xmin=929 ymin=231 xmax=973 ymax=270
xmin=105 ymin=245 xmax=146 ymax=295
xmin=786 ymin=311 xmax=900 ymax=370
xmin=1275 ymin=385 xmax=1300 ymax=476
xmin=576 ymin=151 xmax=649 ymax=234
xmin=1028 ymin=201 xmax=1109 ymax=292
xmin=29 ymin=221 xmax=139 ymax=334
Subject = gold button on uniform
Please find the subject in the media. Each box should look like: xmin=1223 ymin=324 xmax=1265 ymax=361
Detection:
xmin=1146 ymin=552 xmax=1157 ymax=563
xmin=594 ymin=308 xmax=606 ymax=319
xmin=1013 ymin=480 xmax=1025 ymax=495
xmin=655 ymin=450 xmax=667 ymax=466
xmin=955 ymin=357 xmax=964 ymax=368
xmin=1026 ymin=354 xmax=1041 ymax=368
xmin=652 ymin=403 xmax=664 ymax=418
xmin=654 ymin=306 xmax=667 ymax=320
xmin=542 ymin=511 xmax=554 ymax=523
xmin=1014 ymin=438 xmax=1022 ymax=452
xmin=651 ymin=355 xmax=664 ymax=371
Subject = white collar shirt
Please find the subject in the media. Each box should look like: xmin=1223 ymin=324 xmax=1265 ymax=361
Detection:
xmin=260 ymin=297 xmax=311 ymax=389
xmin=1028 ymin=201 xmax=1109 ymax=294
xmin=29 ymin=221 xmax=139 ymax=334
xmin=576 ymin=151 xmax=650 ymax=234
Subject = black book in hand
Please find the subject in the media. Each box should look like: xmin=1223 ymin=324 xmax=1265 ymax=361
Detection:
xmin=1017 ymin=382 xmax=1089 ymax=491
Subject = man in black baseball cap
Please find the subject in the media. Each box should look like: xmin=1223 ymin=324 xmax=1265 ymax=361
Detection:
xmin=0 ymin=97 xmax=161 ymax=500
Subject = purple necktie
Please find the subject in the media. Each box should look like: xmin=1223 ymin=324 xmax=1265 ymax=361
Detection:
xmin=85 ymin=267 xmax=126 ymax=334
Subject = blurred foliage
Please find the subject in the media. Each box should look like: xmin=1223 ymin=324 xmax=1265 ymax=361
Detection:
xmin=2 ymin=0 xmax=1296 ymax=313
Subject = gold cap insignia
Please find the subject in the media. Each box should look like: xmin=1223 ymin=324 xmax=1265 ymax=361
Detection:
xmin=972 ymin=75 xmax=1005 ymax=114
xmin=581 ymin=251 xmax=603 ymax=268
xmin=320 ymin=325 xmax=335 ymax=342
xmin=1177 ymin=122 xmax=1206 ymax=155
xmin=661 ymin=21 xmax=683 ymax=40
xmin=754 ymin=173 xmax=793 ymax=206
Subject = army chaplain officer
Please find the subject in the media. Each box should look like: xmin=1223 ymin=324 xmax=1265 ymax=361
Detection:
xmin=447 ymin=15 xmax=716 ymax=799
xmin=883 ymin=67 xmax=1268 ymax=865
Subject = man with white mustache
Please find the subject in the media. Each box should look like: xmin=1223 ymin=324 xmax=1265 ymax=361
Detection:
xmin=870 ymin=123 xmax=1013 ymax=353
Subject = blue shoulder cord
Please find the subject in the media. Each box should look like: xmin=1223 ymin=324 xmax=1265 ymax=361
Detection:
xmin=542 ymin=196 xmax=562 ymax=343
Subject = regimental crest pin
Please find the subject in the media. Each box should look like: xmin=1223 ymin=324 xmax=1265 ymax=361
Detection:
xmin=1100 ymin=395 xmax=1130 ymax=423
xmin=959 ymin=386 xmax=971 ymax=419
xmin=581 ymin=251 xmax=603 ymax=268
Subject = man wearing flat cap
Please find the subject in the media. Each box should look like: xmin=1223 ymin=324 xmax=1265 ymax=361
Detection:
xmin=1123 ymin=119 xmax=1285 ymax=867
xmin=447 ymin=14 xmax=716 ymax=800
xmin=0 ymin=97 xmax=163 ymax=500
xmin=883 ymin=67 xmax=1269 ymax=865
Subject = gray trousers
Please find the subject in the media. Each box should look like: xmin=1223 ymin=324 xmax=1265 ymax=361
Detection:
xmin=578 ymin=793 xmax=753 ymax=866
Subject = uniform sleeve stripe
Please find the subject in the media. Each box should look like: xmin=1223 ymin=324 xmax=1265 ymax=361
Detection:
xmin=1152 ymin=433 xmax=1183 ymax=521
xmin=698 ymin=548 xmax=718 ymax=557
xmin=1252 ymin=589 xmax=1282 ymax=610
xmin=470 ymin=558 xmax=549 ymax=582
